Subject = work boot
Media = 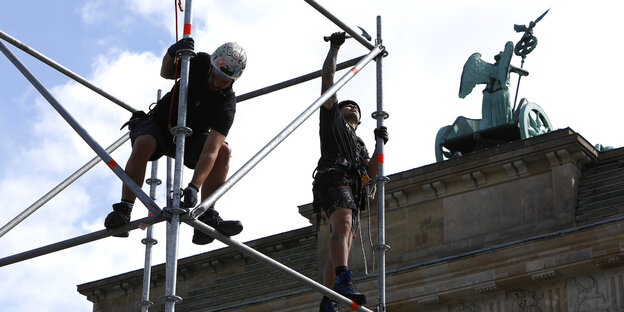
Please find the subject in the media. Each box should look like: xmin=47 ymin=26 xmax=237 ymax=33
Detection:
xmin=192 ymin=207 xmax=243 ymax=245
xmin=334 ymin=270 xmax=367 ymax=305
xmin=104 ymin=202 xmax=132 ymax=238
xmin=319 ymin=296 xmax=338 ymax=312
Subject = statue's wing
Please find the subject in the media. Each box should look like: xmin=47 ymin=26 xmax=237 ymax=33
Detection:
xmin=459 ymin=53 xmax=493 ymax=98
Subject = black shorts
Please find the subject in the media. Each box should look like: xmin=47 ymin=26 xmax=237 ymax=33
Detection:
xmin=312 ymin=170 xmax=360 ymax=233
xmin=129 ymin=117 xmax=208 ymax=169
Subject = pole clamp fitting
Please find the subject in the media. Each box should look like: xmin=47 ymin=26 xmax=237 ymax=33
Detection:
xmin=170 ymin=126 xmax=192 ymax=137
xmin=374 ymin=244 xmax=391 ymax=251
xmin=162 ymin=295 xmax=183 ymax=303
xmin=146 ymin=178 xmax=162 ymax=186
xmin=164 ymin=206 xmax=189 ymax=216
xmin=141 ymin=238 xmax=158 ymax=246
xmin=137 ymin=300 xmax=154 ymax=308
xmin=372 ymin=176 xmax=390 ymax=184
xmin=175 ymin=49 xmax=196 ymax=59
xmin=161 ymin=207 xmax=188 ymax=222
xmin=371 ymin=111 xmax=389 ymax=120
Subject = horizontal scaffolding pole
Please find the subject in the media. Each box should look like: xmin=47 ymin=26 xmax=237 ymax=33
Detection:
xmin=0 ymin=39 xmax=161 ymax=217
xmin=304 ymin=0 xmax=376 ymax=51
xmin=0 ymin=215 xmax=164 ymax=267
xmin=190 ymin=44 xmax=385 ymax=218
xmin=186 ymin=219 xmax=374 ymax=312
xmin=236 ymin=55 xmax=364 ymax=103
xmin=0 ymin=132 xmax=130 ymax=238
xmin=0 ymin=29 xmax=137 ymax=113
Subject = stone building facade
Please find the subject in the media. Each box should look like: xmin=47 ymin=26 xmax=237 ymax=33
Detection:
xmin=78 ymin=128 xmax=624 ymax=311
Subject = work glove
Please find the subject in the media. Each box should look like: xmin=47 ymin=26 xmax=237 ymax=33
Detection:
xmin=374 ymin=126 xmax=389 ymax=145
xmin=182 ymin=183 xmax=199 ymax=208
xmin=167 ymin=38 xmax=195 ymax=57
xmin=329 ymin=32 xmax=346 ymax=47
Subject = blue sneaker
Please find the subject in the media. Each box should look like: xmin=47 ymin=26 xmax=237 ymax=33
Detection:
xmin=334 ymin=270 xmax=367 ymax=305
xmin=319 ymin=296 xmax=338 ymax=312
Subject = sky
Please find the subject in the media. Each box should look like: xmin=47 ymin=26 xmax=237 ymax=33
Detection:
xmin=1 ymin=0 xmax=623 ymax=311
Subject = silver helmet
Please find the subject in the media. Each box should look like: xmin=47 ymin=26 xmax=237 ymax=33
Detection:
xmin=210 ymin=42 xmax=247 ymax=80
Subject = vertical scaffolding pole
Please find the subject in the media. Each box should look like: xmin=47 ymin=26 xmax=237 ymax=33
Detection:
xmin=140 ymin=90 xmax=162 ymax=312
xmin=140 ymin=159 xmax=159 ymax=312
xmin=164 ymin=0 xmax=194 ymax=310
xmin=374 ymin=16 xmax=390 ymax=312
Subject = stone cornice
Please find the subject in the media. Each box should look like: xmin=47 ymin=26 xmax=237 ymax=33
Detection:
xmin=387 ymin=128 xmax=596 ymax=190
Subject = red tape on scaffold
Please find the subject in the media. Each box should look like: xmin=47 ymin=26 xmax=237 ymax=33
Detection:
xmin=349 ymin=300 xmax=358 ymax=310
xmin=377 ymin=153 xmax=384 ymax=164
xmin=350 ymin=67 xmax=359 ymax=75
xmin=106 ymin=159 xmax=118 ymax=170
xmin=183 ymin=23 xmax=192 ymax=35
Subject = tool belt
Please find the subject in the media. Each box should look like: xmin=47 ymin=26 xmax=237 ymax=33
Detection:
xmin=311 ymin=157 xmax=369 ymax=230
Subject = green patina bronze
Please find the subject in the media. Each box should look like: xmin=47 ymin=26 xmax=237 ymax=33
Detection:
xmin=435 ymin=10 xmax=552 ymax=162
xmin=459 ymin=41 xmax=527 ymax=130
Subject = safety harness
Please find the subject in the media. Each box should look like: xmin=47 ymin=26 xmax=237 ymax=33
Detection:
xmin=312 ymin=120 xmax=370 ymax=230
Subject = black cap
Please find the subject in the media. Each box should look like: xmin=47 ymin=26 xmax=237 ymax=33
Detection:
xmin=337 ymin=100 xmax=361 ymax=116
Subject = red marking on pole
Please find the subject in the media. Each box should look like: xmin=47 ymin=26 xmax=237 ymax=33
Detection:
xmin=107 ymin=159 xmax=117 ymax=170
xmin=183 ymin=23 xmax=192 ymax=35
xmin=350 ymin=67 xmax=359 ymax=75
xmin=349 ymin=300 xmax=358 ymax=310
xmin=377 ymin=153 xmax=384 ymax=163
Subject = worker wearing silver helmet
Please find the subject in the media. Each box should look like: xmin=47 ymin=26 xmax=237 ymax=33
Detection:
xmin=105 ymin=39 xmax=247 ymax=245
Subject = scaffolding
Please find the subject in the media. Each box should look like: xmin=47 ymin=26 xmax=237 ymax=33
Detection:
xmin=0 ymin=1 xmax=389 ymax=311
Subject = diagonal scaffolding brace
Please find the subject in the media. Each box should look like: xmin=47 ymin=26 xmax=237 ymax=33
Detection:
xmin=0 ymin=39 xmax=161 ymax=217
xmin=0 ymin=132 xmax=130 ymax=238
xmin=187 ymin=219 xmax=374 ymax=312
xmin=190 ymin=44 xmax=385 ymax=218
xmin=0 ymin=29 xmax=137 ymax=113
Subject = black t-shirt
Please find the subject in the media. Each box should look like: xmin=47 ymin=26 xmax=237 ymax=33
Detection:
xmin=317 ymin=103 xmax=369 ymax=170
xmin=152 ymin=52 xmax=236 ymax=136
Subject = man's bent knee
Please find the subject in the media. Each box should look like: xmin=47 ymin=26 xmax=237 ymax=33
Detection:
xmin=218 ymin=142 xmax=232 ymax=158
